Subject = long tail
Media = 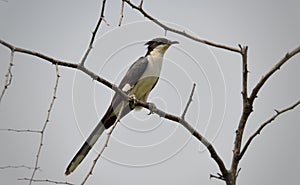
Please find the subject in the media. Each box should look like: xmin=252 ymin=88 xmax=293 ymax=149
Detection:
xmin=65 ymin=121 xmax=105 ymax=175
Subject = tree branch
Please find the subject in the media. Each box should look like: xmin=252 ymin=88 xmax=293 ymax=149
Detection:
xmin=230 ymin=45 xmax=250 ymax=179
xmin=123 ymin=0 xmax=241 ymax=53
xmin=238 ymin=100 xmax=300 ymax=160
xmin=240 ymin=45 xmax=249 ymax=101
xmin=80 ymin=0 xmax=107 ymax=66
xmin=0 ymin=50 xmax=14 ymax=104
xmin=29 ymin=64 xmax=60 ymax=185
xmin=181 ymin=83 xmax=196 ymax=119
xmin=118 ymin=0 xmax=125 ymax=26
xmin=0 ymin=165 xmax=40 ymax=171
xmin=230 ymin=45 xmax=300 ymax=182
xmin=249 ymin=45 xmax=300 ymax=103
xmin=19 ymin=178 xmax=74 ymax=185
xmin=0 ymin=128 xmax=41 ymax=134
xmin=129 ymin=98 xmax=228 ymax=178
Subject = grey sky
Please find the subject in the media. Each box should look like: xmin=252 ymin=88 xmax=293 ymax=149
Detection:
xmin=0 ymin=0 xmax=299 ymax=185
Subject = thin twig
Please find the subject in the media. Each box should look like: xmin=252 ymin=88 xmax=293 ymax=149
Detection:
xmin=29 ymin=64 xmax=60 ymax=185
xmin=80 ymin=0 xmax=107 ymax=66
xmin=123 ymin=0 xmax=241 ymax=53
xmin=0 ymin=165 xmax=40 ymax=171
xmin=0 ymin=50 xmax=14 ymax=104
xmin=181 ymin=83 xmax=196 ymax=119
xmin=19 ymin=178 xmax=74 ymax=185
xmin=0 ymin=128 xmax=41 ymax=133
xmin=80 ymin=102 xmax=125 ymax=185
xmin=249 ymin=45 xmax=300 ymax=103
xmin=138 ymin=0 xmax=144 ymax=8
xmin=118 ymin=0 xmax=125 ymax=26
xmin=238 ymin=100 xmax=300 ymax=160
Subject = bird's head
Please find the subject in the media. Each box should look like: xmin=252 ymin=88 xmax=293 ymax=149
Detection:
xmin=145 ymin=37 xmax=179 ymax=57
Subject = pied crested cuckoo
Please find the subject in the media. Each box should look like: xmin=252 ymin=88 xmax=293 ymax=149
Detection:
xmin=65 ymin=37 xmax=178 ymax=175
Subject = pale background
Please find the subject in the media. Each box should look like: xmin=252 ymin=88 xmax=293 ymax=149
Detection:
xmin=0 ymin=0 xmax=299 ymax=185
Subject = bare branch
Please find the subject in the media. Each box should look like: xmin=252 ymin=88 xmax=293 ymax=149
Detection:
xmin=123 ymin=0 xmax=241 ymax=53
xmin=138 ymin=0 xmax=144 ymax=8
xmin=230 ymin=45 xmax=250 ymax=176
xmin=29 ymin=64 xmax=60 ymax=185
xmin=0 ymin=165 xmax=40 ymax=171
xmin=181 ymin=83 xmax=196 ymax=119
xmin=240 ymin=45 xmax=249 ymax=101
xmin=130 ymin=98 xmax=229 ymax=178
xmin=230 ymin=45 xmax=300 ymax=180
xmin=80 ymin=102 xmax=125 ymax=185
xmin=249 ymin=45 xmax=300 ymax=103
xmin=19 ymin=178 xmax=74 ymax=185
xmin=0 ymin=50 xmax=14 ymax=104
xmin=0 ymin=39 xmax=78 ymax=68
xmin=80 ymin=0 xmax=108 ymax=66
xmin=0 ymin=128 xmax=41 ymax=134
xmin=238 ymin=100 xmax=300 ymax=160
xmin=118 ymin=0 xmax=125 ymax=26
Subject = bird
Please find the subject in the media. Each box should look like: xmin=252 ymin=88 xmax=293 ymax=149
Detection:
xmin=65 ymin=37 xmax=179 ymax=175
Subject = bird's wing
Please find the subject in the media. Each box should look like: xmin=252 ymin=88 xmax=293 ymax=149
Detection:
xmin=118 ymin=56 xmax=148 ymax=92
xmin=101 ymin=56 xmax=148 ymax=128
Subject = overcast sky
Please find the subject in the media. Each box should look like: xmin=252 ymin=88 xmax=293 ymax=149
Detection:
xmin=0 ymin=0 xmax=299 ymax=185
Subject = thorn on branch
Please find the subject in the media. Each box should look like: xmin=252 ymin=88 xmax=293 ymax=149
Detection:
xmin=236 ymin=168 xmax=241 ymax=178
xmin=210 ymin=173 xmax=226 ymax=181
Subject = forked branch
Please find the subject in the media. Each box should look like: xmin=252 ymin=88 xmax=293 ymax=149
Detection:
xmin=238 ymin=100 xmax=300 ymax=160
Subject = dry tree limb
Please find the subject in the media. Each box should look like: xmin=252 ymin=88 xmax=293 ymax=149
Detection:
xmin=0 ymin=128 xmax=41 ymax=133
xmin=80 ymin=0 xmax=108 ymax=66
xmin=238 ymin=100 xmax=300 ymax=160
xmin=29 ymin=64 xmax=60 ymax=185
xmin=19 ymin=178 xmax=74 ymax=185
xmin=249 ymin=46 xmax=300 ymax=103
xmin=118 ymin=0 xmax=125 ymax=26
xmin=0 ymin=50 xmax=14 ymax=104
xmin=229 ymin=45 xmax=300 ymax=184
xmin=0 ymin=165 xmax=40 ymax=171
xmin=181 ymin=83 xmax=196 ymax=119
xmin=122 ymin=0 xmax=240 ymax=53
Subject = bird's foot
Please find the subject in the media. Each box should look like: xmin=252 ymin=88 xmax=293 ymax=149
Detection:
xmin=147 ymin=102 xmax=157 ymax=115
xmin=128 ymin=94 xmax=137 ymax=109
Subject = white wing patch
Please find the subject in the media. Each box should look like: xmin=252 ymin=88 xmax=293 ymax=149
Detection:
xmin=122 ymin=83 xmax=132 ymax=92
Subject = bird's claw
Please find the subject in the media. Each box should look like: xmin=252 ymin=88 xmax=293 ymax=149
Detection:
xmin=129 ymin=95 xmax=137 ymax=109
xmin=147 ymin=102 xmax=157 ymax=115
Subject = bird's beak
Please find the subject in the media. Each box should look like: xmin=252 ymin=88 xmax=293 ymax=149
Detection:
xmin=170 ymin=41 xmax=179 ymax=45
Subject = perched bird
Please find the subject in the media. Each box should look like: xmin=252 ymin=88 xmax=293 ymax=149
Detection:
xmin=65 ymin=37 xmax=178 ymax=175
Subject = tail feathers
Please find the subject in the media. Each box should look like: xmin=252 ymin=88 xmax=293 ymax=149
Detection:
xmin=65 ymin=122 xmax=105 ymax=175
